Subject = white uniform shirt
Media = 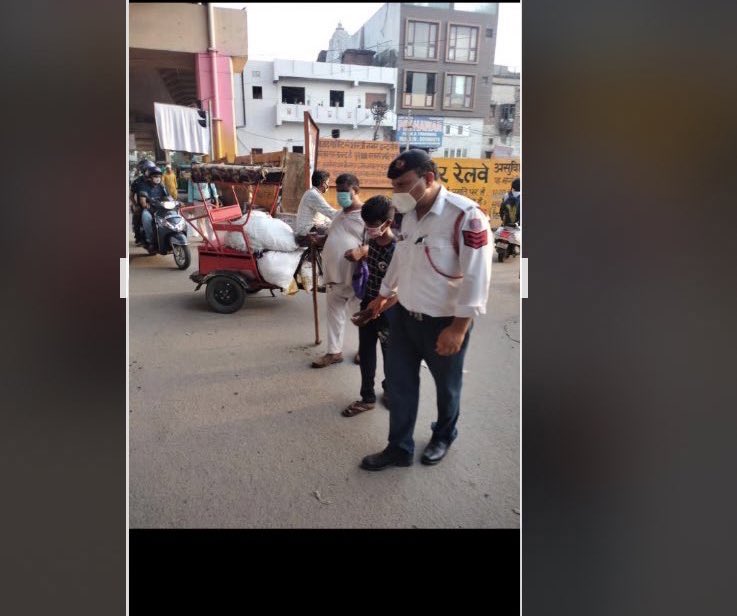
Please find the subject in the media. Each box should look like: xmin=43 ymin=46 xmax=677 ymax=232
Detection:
xmin=380 ymin=186 xmax=492 ymax=318
xmin=295 ymin=187 xmax=338 ymax=236
xmin=322 ymin=208 xmax=365 ymax=286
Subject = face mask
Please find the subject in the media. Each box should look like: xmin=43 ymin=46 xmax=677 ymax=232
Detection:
xmin=512 ymin=190 xmax=520 ymax=198
xmin=336 ymin=191 xmax=352 ymax=208
xmin=392 ymin=177 xmax=424 ymax=214
xmin=152 ymin=177 xmax=162 ymax=184
xmin=365 ymin=222 xmax=387 ymax=239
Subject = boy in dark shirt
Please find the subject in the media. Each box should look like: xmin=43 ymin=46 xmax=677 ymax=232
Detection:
xmin=342 ymin=195 xmax=397 ymax=417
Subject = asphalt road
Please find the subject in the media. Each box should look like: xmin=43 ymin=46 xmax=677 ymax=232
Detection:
xmin=129 ymin=236 xmax=520 ymax=528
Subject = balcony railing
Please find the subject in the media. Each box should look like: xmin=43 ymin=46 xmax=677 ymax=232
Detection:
xmin=498 ymin=117 xmax=514 ymax=132
xmin=276 ymin=103 xmax=396 ymax=129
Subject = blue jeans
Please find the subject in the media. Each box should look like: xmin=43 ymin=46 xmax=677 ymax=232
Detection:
xmin=386 ymin=304 xmax=472 ymax=454
xmin=141 ymin=209 xmax=154 ymax=246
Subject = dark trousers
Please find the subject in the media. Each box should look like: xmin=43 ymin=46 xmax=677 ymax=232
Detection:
xmin=358 ymin=300 xmax=394 ymax=403
xmin=132 ymin=209 xmax=143 ymax=241
xmin=386 ymin=303 xmax=472 ymax=455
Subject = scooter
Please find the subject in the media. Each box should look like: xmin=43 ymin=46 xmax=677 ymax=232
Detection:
xmin=493 ymin=223 xmax=521 ymax=262
xmin=146 ymin=199 xmax=191 ymax=270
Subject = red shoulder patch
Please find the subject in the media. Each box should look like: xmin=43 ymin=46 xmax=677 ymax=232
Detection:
xmin=463 ymin=229 xmax=488 ymax=248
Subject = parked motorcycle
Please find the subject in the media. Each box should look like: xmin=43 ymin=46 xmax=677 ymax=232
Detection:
xmin=146 ymin=199 xmax=191 ymax=270
xmin=493 ymin=223 xmax=521 ymax=263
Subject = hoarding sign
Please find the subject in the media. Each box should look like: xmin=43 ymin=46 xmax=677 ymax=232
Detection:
xmin=396 ymin=115 xmax=444 ymax=149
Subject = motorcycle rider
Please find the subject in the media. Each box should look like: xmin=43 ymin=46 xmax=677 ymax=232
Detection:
xmin=130 ymin=159 xmax=156 ymax=244
xmin=499 ymin=177 xmax=521 ymax=227
xmin=138 ymin=166 xmax=173 ymax=254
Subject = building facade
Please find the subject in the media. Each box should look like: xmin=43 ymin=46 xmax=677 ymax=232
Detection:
xmin=234 ymin=60 xmax=397 ymax=155
xmin=324 ymin=2 xmax=500 ymax=159
xmin=129 ymin=3 xmax=248 ymax=162
xmin=484 ymin=64 xmax=520 ymax=157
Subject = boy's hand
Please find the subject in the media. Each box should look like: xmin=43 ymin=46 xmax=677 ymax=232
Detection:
xmin=344 ymin=245 xmax=369 ymax=262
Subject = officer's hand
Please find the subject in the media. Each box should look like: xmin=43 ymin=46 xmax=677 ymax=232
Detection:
xmin=436 ymin=326 xmax=465 ymax=356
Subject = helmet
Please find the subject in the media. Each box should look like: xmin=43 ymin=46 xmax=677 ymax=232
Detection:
xmin=138 ymin=159 xmax=155 ymax=172
xmin=148 ymin=166 xmax=163 ymax=177
xmin=511 ymin=178 xmax=520 ymax=192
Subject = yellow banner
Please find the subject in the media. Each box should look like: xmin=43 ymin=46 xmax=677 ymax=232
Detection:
xmin=434 ymin=158 xmax=520 ymax=224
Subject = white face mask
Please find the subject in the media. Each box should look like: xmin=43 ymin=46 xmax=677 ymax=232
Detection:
xmin=365 ymin=222 xmax=388 ymax=239
xmin=392 ymin=177 xmax=424 ymax=214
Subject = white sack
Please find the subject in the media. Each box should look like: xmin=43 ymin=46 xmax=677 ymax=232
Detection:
xmin=224 ymin=211 xmax=298 ymax=253
xmin=257 ymin=249 xmax=304 ymax=290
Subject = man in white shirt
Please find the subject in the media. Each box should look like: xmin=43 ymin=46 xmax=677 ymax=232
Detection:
xmin=295 ymin=170 xmax=338 ymax=246
xmin=311 ymin=173 xmax=366 ymax=368
xmin=360 ymin=149 xmax=492 ymax=471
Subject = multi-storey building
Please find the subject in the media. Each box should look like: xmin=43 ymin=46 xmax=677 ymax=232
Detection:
xmin=322 ymin=3 xmax=500 ymax=159
xmin=484 ymin=64 xmax=520 ymax=157
xmin=233 ymin=59 xmax=397 ymax=155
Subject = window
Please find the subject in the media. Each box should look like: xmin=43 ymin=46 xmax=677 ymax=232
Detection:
xmin=403 ymin=71 xmax=436 ymax=108
xmin=405 ymin=20 xmax=439 ymax=59
xmin=445 ymin=124 xmax=452 ymax=135
xmin=447 ymin=24 xmax=479 ymax=63
xmin=251 ymin=148 xmax=263 ymax=155
xmin=292 ymin=146 xmax=303 ymax=153
xmin=490 ymin=103 xmax=496 ymax=117
xmin=443 ymin=74 xmax=474 ymax=109
xmin=329 ymin=90 xmax=344 ymax=107
xmin=443 ymin=147 xmax=469 ymax=158
xmin=485 ymin=28 xmax=494 ymax=38
xmin=281 ymin=86 xmax=305 ymax=104
xmin=500 ymin=103 xmax=515 ymax=120
xmin=365 ymin=93 xmax=387 ymax=108
xmin=252 ymin=86 xmax=263 ymax=100
xmin=252 ymin=70 xmax=261 ymax=77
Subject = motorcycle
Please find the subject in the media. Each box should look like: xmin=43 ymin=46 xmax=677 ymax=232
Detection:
xmin=145 ymin=199 xmax=191 ymax=270
xmin=493 ymin=223 xmax=521 ymax=263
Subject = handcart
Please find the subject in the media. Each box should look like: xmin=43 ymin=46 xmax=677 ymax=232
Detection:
xmin=181 ymin=183 xmax=324 ymax=315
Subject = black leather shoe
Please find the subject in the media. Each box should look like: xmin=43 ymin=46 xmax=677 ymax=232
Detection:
xmin=421 ymin=440 xmax=450 ymax=465
xmin=360 ymin=446 xmax=413 ymax=471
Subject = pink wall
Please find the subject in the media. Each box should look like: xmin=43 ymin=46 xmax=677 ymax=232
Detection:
xmin=196 ymin=53 xmax=236 ymax=161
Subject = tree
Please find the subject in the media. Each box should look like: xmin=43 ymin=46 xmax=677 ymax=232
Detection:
xmin=370 ymin=101 xmax=389 ymax=141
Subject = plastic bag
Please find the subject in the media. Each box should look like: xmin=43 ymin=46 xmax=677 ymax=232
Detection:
xmin=298 ymin=260 xmax=324 ymax=293
xmin=352 ymin=260 xmax=369 ymax=299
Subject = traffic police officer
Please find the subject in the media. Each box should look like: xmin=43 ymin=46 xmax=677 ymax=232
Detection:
xmin=361 ymin=149 xmax=492 ymax=471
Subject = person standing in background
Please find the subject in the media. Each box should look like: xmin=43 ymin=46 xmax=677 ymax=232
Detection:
xmin=163 ymin=164 xmax=179 ymax=201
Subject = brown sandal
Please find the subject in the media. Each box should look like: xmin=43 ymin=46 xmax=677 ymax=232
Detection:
xmin=311 ymin=353 xmax=343 ymax=368
xmin=341 ymin=400 xmax=375 ymax=417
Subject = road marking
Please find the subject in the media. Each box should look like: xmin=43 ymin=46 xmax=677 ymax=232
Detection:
xmin=521 ymin=258 xmax=528 ymax=299
xmin=120 ymin=258 xmax=128 ymax=299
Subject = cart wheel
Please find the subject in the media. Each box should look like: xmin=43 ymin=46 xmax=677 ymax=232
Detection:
xmin=172 ymin=245 xmax=191 ymax=270
xmin=205 ymin=276 xmax=245 ymax=313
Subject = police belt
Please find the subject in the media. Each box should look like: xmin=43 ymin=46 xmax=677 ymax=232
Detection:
xmin=399 ymin=303 xmax=451 ymax=322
